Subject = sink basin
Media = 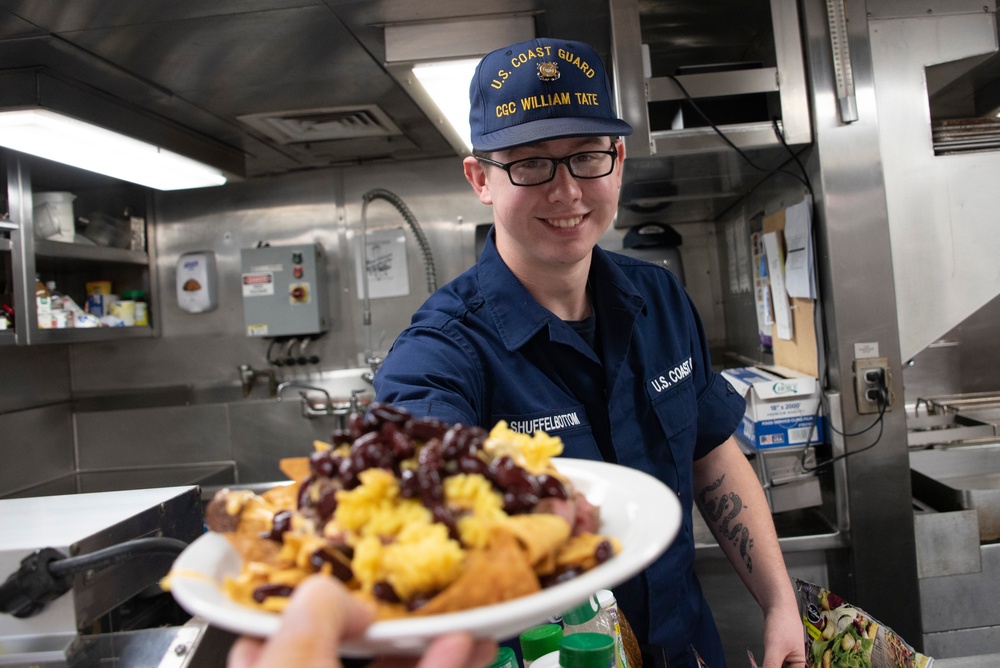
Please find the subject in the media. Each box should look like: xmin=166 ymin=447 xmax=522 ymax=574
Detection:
xmin=73 ymin=368 xmax=375 ymax=412
xmin=307 ymin=367 xmax=374 ymax=400
xmin=910 ymin=446 xmax=1000 ymax=542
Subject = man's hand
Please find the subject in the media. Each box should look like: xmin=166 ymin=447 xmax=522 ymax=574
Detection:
xmin=228 ymin=575 xmax=498 ymax=668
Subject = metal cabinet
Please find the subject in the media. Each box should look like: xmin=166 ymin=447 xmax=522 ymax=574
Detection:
xmin=2 ymin=151 xmax=156 ymax=344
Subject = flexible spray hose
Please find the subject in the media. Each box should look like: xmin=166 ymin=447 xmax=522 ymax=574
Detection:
xmin=360 ymin=188 xmax=438 ymax=367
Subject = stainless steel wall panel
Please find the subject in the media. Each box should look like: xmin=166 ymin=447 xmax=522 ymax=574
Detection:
xmin=0 ymin=403 xmax=74 ymax=495
xmin=68 ymin=159 xmax=481 ymax=394
xmin=0 ymin=346 xmax=71 ymax=413
xmin=228 ymin=400 xmax=335 ymax=484
xmin=74 ymin=404 xmax=232 ymax=470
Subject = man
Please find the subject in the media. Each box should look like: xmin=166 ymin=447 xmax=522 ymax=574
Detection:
xmin=375 ymin=37 xmax=805 ymax=668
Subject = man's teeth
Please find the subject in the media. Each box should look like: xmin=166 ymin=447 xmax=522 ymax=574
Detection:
xmin=546 ymin=216 xmax=583 ymax=228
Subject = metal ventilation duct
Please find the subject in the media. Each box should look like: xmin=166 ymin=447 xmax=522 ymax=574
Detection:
xmin=237 ymin=106 xmax=402 ymax=145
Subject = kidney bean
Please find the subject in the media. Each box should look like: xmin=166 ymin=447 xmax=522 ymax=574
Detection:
xmin=406 ymin=417 xmax=448 ymax=443
xmin=309 ymin=548 xmax=353 ymax=582
xmin=372 ymin=581 xmax=400 ymax=603
xmin=260 ymin=510 xmax=293 ymax=542
xmin=252 ymin=583 xmax=294 ymax=603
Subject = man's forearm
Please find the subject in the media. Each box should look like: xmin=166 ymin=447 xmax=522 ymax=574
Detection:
xmin=692 ymin=437 xmax=798 ymax=614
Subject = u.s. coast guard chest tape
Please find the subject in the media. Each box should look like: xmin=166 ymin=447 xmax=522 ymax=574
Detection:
xmin=721 ymin=365 xmax=826 ymax=450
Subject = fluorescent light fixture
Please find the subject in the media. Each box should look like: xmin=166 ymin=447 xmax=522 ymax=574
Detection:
xmin=383 ymin=15 xmax=533 ymax=155
xmin=0 ymin=109 xmax=228 ymax=190
xmin=411 ymin=58 xmax=480 ymax=151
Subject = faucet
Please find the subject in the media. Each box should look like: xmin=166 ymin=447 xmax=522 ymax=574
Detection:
xmin=360 ymin=189 xmax=437 ymax=374
xmin=276 ymin=380 xmax=332 ymax=408
xmin=276 ymin=380 xmax=365 ymax=420
xmin=239 ymin=364 xmax=278 ymax=398
xmin=362 ymin=355 xmax=383 ymax=385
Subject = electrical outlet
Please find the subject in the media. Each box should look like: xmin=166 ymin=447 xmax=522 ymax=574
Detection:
xmin=854 ymin=356 xmax=891 ymax=414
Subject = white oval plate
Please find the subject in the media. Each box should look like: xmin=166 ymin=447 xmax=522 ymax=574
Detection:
xmin=169 ymin=458 xmax=681 ymax=657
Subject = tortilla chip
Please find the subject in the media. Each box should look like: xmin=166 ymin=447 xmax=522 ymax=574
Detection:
xmin=556 ymin=532 xmax=622 ymax=571
xmin=279 ymin=457 xmax=311 ymax=483
xmin=261 ymin=481 xmax=300 ymax=509
xmin=497 ymin=513 xmax=571 ymax=565
xmin=413 ymin=528 xmax=540 ymax=616
xmin=224 ymin=531 xmax=282 ymax=565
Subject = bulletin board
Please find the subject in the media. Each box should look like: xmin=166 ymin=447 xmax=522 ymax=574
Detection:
xmin=762 ymin=209 xmax=818 ymax=377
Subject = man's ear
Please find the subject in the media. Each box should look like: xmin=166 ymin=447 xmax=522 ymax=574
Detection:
xmin=463 ymin=156 xmax=493 ymax=205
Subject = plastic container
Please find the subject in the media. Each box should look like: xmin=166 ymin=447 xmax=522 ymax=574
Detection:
xmin=109 ymin=299 xmax=136 ymax=326
xmin=81 ymin=212 xmax=132 ymax=248
xmin=521 ymin=624 xmax=564 ymax=667
xmin=35 ymin=276 xmax=51 ymax=319
xmin=122 ymin=290 xmax=148 ymax=326
xmin=558 ymin=633 xmax=615 ymax=668
xmin=486 ymin=646 xmax=519 ymax=668
xmin=530 ymin=651 xmax=560 ymax=668
xmin=86 ymin=281 xmax=112 ymax=296
xmin=32 ymin=192 xmax=76 ymax=241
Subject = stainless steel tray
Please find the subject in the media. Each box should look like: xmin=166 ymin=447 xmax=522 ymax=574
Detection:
xmin=910 ymin=447 xmax=1000 ymax=542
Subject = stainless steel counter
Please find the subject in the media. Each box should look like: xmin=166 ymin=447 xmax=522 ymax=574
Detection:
xmin=935 ymin=654 xmax=1000 ymax=667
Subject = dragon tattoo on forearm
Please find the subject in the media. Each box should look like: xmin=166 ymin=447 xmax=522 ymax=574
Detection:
xmin=697 ymin=474 xmax=753 ymax=573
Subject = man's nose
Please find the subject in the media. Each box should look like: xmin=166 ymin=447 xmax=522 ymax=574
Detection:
xmin=547 ymin=162 xmax=582 ymax=199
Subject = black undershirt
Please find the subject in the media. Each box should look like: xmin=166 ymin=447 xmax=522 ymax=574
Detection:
xmin=565 ymin=313 xmax=598 ymax=353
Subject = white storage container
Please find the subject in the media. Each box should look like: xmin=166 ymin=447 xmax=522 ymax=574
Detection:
xmin=32 ymin=191 xmax=76 ymax=242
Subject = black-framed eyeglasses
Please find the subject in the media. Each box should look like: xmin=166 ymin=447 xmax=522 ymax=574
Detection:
xmin=476 ymin=143 xmax=618 ymax=186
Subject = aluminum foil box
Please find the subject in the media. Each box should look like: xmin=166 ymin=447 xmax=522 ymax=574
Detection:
xmin=722 ymin=365 xmax=825 ymax=450
xmin=0 ymin=486 xmax=203 ymax=644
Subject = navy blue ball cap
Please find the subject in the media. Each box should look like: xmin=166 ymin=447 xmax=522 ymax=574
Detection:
xmin=469 ymin=38 xmax=633 ymax=152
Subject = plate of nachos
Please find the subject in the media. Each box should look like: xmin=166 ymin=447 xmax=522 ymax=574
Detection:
xmin=167 ymin=403 xmax=680 ymax=655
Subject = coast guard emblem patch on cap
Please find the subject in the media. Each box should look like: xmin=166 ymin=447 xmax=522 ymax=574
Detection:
xmin=468 ymin=37 xmax=633 ymax=151
xmin=537 ymin=61 xmax=560 ymax=82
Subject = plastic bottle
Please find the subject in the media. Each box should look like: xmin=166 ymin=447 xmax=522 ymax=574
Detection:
xmin=35 ymin=276 xmax=52 ymax=328
xmin=520 ymin=623 xmax=564 ymax=667
xmin=596 ymin=589 xmax=631 ymax=668
xmin=486 ymin=645 xmax=519 ymax=668
xmin=562 ymin=594 xmax=627 ymax=668
xmin=44 ymin=280 xmax=63 ymax=310
xmin=558 ymin=633 xmax=615 ymax=668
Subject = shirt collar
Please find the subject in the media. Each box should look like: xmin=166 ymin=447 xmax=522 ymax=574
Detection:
xmin=477 ymin=226 xmax=646 ymax=351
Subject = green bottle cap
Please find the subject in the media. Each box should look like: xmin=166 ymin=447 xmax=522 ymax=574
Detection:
xmin=561 ymin=596 xmax=600 ymax=625
xmin=520 ymin=623 xmax=564 ymax=661
xmin=487 ymin=646 xmax=517 ymax=668
xmin=559 ymin=633 xmax=615 ymax=668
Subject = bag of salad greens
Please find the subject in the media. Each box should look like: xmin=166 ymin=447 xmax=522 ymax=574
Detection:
xmin=796 ymin=579 xmax=933 ymax=668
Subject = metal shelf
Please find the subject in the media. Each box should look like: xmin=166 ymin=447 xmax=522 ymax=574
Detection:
xmin=34 ymin=239 xmax=147 ymax=265
xmin=0 ymin=237 xmax=11 ymax=251
xmin=30 ymin=325 xmax=154 ymax=344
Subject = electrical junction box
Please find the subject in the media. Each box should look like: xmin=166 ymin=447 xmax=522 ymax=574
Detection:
xmin=241 ymin=244 xmax=329 ymax=337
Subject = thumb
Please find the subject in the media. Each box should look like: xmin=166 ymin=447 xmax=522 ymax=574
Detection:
xmin=253 ymin=576 xmax=376 ymax=667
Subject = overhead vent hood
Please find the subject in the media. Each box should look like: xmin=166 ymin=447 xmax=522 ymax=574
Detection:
xmin=237 ymin=106 xmax=403 ymax=145
xmin=609 ymin=0 xmax=813 ymax=228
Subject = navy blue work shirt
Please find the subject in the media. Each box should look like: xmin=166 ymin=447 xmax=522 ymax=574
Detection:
xmin=375 ymin=230 xmax=745 ymax=668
